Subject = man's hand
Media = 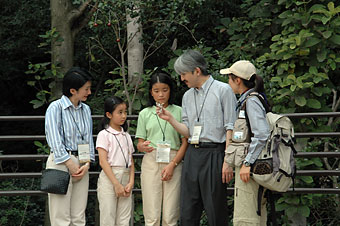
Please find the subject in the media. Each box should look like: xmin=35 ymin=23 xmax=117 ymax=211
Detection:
xmin=222 ymin=162 xmax=233 ymax=183
xmin=156 ymin=107 xmax=173 ymax=122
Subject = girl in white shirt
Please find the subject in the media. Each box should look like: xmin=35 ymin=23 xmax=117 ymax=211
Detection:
xmin=96 ymin=96 xmax=135 ymax=226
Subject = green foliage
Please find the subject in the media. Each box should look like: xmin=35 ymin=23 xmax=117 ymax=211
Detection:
xmin=0 ymin=179 xmax=45 ymax=226
xmin=26 ymin=62 xmax=63 ymax=108
xmin=1 ymin=0 xmax=338 ymax=225
xmin=214 ymin=0 xmax=340 ymax=224
xmin=257 ymin=0 xmax=340 ymax=114
xmin=34 ymin=141 xmax=50 ymax=155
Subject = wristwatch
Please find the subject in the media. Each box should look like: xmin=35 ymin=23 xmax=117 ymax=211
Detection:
xmin=243 ymin=160 xmax=251 ymax=167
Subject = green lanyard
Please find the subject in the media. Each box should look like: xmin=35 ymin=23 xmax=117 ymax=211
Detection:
xmin=155 ymin=114 xmax=168 ymax=141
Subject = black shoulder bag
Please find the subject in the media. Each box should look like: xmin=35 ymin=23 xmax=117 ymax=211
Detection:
xmin=40 ymin=102 xmax=70 ymax=194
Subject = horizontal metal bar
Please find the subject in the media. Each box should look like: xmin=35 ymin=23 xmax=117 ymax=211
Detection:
xmin=295 ymin=152 xmax=340 ymax=158
xmin=0 ymin=116 xmax=45 ymax=121
xmin=295 ymin=170 xmax=340 ymax=176
xmin=0 ymin=112 xmax=338 ymax=122
xmin=0 ymin=153 xmax=145 ymax=161
xmin=1 ymin=132 xmax=338 ymax=141
xmin=284 ymin=188 xmax=340 ymax=194
xmin=1 ymin=170 xmax=339 ymax=179
xmin=0 ymin=115 xmax=139 ymax=121
xmin=281 ymin=112 xmax=340 ymax=118
xmin=0 ymin=134 xmax=138 ymax=141
xmin=0 ymin=171 xmax=141 ymax=179
xmin=0 ymin=189 xmax=142 ymax=196
xmin=1 ymin=187 xmax=339 ymax=196
xmin=295 ymin=132 xmax=340 ymax=138
xmin=0 ymin=152 xmax=339 ymax=161
xmin=0 ymin=135 xmax=46 ymax=141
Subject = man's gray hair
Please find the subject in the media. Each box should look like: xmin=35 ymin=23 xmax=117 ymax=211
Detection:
xmin=174 ymin=50 xmax=208 ymax=75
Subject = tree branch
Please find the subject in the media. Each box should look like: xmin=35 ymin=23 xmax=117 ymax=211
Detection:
xmin=68 ymin=0 xmax=92 ymax=22
xmin=144 ymin=34 xmax=168 ymax=62
xmin=91 ymin=37 xmax=121 ymax=67
xmin=71 ymin=0 xmax=99 ymax=38
xmin=331 ymin=89 xmax=340 ymax=112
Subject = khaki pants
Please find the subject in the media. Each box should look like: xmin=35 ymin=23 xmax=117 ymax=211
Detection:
xmin=233 ymin=166 xmax=267 ymax=226
xmin=47 ymin=154 xmax=89 ymax=226
xmin=97 ymin=167 xmax=132 ymax=226
xmin=141 ymin=150 xmax=182 ymax=226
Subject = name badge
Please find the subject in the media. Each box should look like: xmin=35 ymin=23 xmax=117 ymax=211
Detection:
xmin=233 ymin=131 xmax=244 ymax=140
xmin=191 ymin=122 xmax=202 ymax=144
xmin=78 ymin=144 xmax=91 ymax=163
xmin=156 ymin=141 xmax=171 ymax=163
xmin=239 ymin=110 xmax=246 ymax=119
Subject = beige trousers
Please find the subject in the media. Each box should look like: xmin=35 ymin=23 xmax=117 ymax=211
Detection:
xmin=97 ymin=167 xmax=132 ymax=226
xmin=47 ymin=154 xmax=89 ymax=226
xmin=233 ymin=166 xmax=267 ymax=226
xmin=141 ymin=150 xmax=182 ymax=226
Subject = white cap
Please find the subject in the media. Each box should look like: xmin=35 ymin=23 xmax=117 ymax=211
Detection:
xmin=220 ymin=60 xmax=256 ymax=80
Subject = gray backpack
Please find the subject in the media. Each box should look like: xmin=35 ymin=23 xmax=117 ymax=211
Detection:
xmin=245 ymin=93 xmax=297 ymax=192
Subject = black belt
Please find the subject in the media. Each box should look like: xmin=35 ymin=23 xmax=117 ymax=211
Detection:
xmin=191 ymin=142 xmax=225 ymax=149
xmin=69 ymin=150 xmax=78 ymax=156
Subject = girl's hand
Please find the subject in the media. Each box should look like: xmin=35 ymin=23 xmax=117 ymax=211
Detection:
xmin=140 ymin=140 xmax=154 ymax=153
xmin=240 ymin=164 xmax=251 ymax=183
xmin=124 ymin=182 xmax=134 ymax=196
xmin=114 ymin=183 xmax=126 ymax=197
xmin=161 ymin=162 xmax=175 ymax=181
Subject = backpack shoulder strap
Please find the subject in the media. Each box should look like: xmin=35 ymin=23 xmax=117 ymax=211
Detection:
xmin=243 ymin=92 xmax=270 ymax=136
xmin=247 ymin=92 xmax=271 ymax=113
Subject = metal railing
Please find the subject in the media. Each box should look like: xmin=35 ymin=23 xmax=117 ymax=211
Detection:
xmin=0 ymin=113 xmax=340 ymax=196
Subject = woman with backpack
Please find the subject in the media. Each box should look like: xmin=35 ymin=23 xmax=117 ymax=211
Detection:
xmin=220 ymin=60 xmax=270 ymax=226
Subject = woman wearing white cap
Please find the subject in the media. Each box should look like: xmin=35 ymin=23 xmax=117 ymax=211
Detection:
xmin=220 ymin=60 xmax=270 ymax=226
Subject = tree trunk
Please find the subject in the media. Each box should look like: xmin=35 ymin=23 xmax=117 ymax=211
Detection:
xmin=50 ymin=0 xmax=75 ymax=99
xmin=126 ymin=4 xmax=143 ymax=87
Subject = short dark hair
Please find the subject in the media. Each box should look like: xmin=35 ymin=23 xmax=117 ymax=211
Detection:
xmin=147 ymin=72 xmax=175 ymax=107
xmin=62 ymin=67 xmax=92 ymax=97
xmin=99 ymin=96 xmax=128 ymax=131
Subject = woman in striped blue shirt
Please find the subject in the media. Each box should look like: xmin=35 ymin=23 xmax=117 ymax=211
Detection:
xmin=45 ymin=67 xmax=95 ymax=226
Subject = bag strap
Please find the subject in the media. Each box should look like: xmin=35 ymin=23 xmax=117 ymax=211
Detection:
xmin=257 ymin=185 xmax=264 ymax=216
xmin=267 ymin=190 xmax=278 ymax=226
xmin=242 ymin=92 xmax=271 ymax=137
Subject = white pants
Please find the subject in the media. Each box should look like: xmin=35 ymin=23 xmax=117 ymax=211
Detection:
xmin=141 ymin=150 xmax=182 ymax=226
xmin=97 ymin=167 xmax=132 ymax=226
xmin=233 ymin=166 xmax=267 ymax=226
xmin=47 ymin=154 xmax=89 ymax=226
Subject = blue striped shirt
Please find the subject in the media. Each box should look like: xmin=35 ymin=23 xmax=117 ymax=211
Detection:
xmin=237 ymin=89 xmax=270 ymax=164
xmin=45 ymin=95 xmax=95 ymax=164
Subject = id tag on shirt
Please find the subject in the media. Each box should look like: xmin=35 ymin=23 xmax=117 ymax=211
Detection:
xmin=156 ymin=141 xmax=171 ymax=163
xmin=239 ymin=110 xmax=246 ymax=119
xmin=191 ymin=122 xmax=202 ymax=144
xmin=78 ymin=144 xmax=91 ymax=163
xmin=233 ymin=131 xmax=244 ymax=140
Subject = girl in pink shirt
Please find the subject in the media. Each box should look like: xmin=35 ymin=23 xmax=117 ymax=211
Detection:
xmin=96 ymin=96 xmax=135 ymax=226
